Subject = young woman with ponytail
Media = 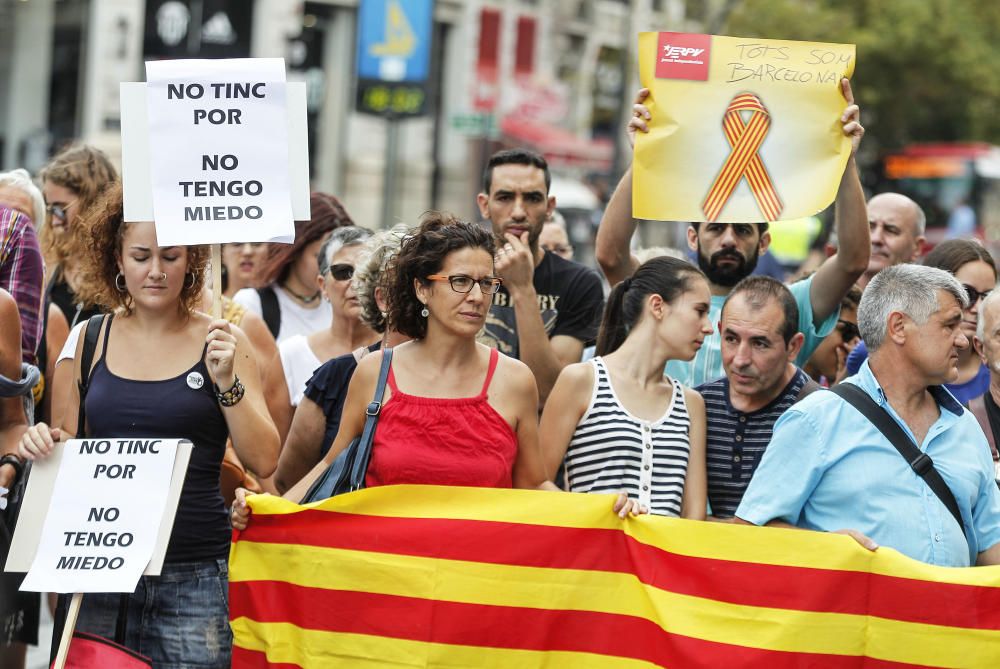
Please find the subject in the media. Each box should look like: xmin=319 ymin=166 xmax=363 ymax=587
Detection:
xmin=539 ymin=256 xmax=712 ymax=518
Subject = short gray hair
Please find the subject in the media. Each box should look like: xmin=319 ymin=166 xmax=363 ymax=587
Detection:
xmin=858 ymin=264 xmax=968 ymax=352
xmin=0 ymin=168 xmax=46 ymax=229
xmin=977 ymin=290 xmax=1000 ymax=341
xmin=316 ymin=225 xmax=373 ymax=275
xmin=354 ymin=223 xmax=410 ymax=333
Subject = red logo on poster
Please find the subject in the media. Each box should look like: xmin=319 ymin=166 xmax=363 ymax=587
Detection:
xmin=655 ymin=32 xmax=711 ymax=81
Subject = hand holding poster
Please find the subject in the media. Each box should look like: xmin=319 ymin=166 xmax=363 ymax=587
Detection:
xmin=144 ymin=58 xmax=295 ymax=245
xmin=633 ymin=33 xmax=856 ymax=223
xmin=18 ymin=439 xmax=181 ymax=593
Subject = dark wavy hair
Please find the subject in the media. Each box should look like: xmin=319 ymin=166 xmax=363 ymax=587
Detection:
xmin=384 ymin=212 xmax=495 ymax=340
xmin=258 ymin=192 xmax=353 ymax=285
xmin=597 ymin=256 xmax=705 ymax=355
xmin=74 ymin=181 xmax=208 ymax=315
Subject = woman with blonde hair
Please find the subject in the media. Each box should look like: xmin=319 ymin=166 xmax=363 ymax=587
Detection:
xmin=18 ymin=183 xmax=279 ymax=667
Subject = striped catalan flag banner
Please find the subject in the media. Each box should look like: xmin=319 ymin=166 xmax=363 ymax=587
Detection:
xmin=229 ymin=485 xmax=1000 ymax=668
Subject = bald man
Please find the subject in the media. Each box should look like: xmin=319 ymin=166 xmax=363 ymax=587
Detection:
xmin=972 ymin=291 xmax=1000 ymax=473
xmin=861 ymin=192 xmax=926 ymax=289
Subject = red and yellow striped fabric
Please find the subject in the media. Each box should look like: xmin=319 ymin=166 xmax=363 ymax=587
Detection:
xmin=230 ymin=485 xmax=1000 ymax=668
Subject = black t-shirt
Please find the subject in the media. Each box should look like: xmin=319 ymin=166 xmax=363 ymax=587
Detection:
xmin=304 ymin=342 xmax=382 ymax=456
xmin=49 ymin=275 xmax=101 ymax=328
xmin=479 ymin=251 xmax=604 ymax=359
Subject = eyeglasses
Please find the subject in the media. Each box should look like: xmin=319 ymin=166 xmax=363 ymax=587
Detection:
xmin=426 ymin=274 xmax=503 ymax=295
xmin=837 ymin=319 xmax=860 ymax=343
xmin=327 ymin=264 xmax=354 ymax=281
xmin=962 ymin=284 xmax=992 ymax=306
xmin=46 ymin=200 xmax=77 ymax=223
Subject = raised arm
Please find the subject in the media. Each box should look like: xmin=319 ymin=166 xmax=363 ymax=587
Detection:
xmin=595 ymin=88 xmax=651 ymax=287
xmin=809 ymin=78 xmax=869 ymax=321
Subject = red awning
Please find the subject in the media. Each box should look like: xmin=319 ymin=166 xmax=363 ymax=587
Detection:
xmin=499 ymin=116 xmax=613 ymax=171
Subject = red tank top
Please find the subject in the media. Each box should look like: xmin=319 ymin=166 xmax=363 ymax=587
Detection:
xmin=366 ymin=348 xmax=518 ymax=488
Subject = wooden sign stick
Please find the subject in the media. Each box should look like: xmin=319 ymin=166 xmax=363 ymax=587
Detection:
xmin=52 ymin=592 xmax=84 ymax=669
xmin=211 ymin=243 xmax=223 ymax=319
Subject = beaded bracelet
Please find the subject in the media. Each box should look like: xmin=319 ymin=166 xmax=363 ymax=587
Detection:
xmin=215 ymin=375 xmax=246 ymax=407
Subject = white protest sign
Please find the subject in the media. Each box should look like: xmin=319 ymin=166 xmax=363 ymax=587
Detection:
xmin=20 ymin=439 xmax=179 ymax=593
xmin=144 ymin=58 xmax=295 ymax=246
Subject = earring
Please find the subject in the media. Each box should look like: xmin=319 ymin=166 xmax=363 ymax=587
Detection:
xmin=115 ymin=273 xmax=127 ymax=292
xmin=420 ymin=305 xmax=429 ymax=318
xmin=184 ymin=272 xmax=196 ymax=289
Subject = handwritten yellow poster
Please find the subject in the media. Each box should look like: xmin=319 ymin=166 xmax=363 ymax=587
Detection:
xmin=634 ymin=32 xmax=855 ymax=223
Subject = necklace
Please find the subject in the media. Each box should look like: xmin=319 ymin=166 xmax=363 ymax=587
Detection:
xmin=282 ymin=283 xmax=322 ymax=304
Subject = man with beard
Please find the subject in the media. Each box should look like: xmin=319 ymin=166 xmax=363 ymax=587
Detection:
xmin=477 ymin=149 xmax=604 ymax=403
xmin=596 ymin=79 xmax=870 ymax=386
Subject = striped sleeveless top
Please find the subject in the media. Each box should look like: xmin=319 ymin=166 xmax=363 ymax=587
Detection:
xmin=565 ymin=357 xmax=692 ymax=516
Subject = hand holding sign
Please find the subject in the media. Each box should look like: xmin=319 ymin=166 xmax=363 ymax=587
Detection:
xmin=204 ymin=319 xmax=237 ymax=390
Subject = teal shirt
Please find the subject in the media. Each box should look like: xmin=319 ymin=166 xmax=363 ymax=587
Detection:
xmin=665 ymin=275 xmax=837 ymax=387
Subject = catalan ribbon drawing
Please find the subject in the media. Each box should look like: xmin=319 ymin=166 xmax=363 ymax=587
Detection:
xmin=702 ymin=93 xmax=783 ymax=222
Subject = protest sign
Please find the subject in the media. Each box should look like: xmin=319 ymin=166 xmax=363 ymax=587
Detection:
xmin=633 ymin=33 xmax=855 ymax=223
xmin=142 ymin=58 xmax=296 ymax=246
xmin=7 ymin=439 xmax=191 ymax=593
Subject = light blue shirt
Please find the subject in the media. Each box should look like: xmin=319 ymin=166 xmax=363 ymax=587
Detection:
xmin=665 ymin=275 xmax=837 ymax=387
xmin=736 ymin=361 xmax=1000 ymax=567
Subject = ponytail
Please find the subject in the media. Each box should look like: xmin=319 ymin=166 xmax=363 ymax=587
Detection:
xmin=595 ymin=256 xmax=704 ymax=356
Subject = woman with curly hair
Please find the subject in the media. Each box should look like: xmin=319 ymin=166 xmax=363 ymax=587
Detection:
xmin=17 ymin=182 xmax=279 ymax=668
xmin=38 ymin=144 xmax=118 ymax=326
xmin=233 ymin=192 xmax=353 ymax=342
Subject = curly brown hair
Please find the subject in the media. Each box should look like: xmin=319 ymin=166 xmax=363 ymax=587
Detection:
xmin=74 ymin=182 xmax=208 ymax=314
xmin=384 ymin=212 xmax=495 ymax=340
xmin=38 ymin=144 xmax=118 ymax=266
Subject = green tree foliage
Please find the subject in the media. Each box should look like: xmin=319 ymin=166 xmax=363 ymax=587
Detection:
xmin=725 ymin=0 xmax=1000 ymax=152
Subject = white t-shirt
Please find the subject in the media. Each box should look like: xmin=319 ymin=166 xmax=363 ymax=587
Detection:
xmin=278 ymin=334 xmax=323 ymax=406
xmin=233 ymin=285 xmax=332 ymax=343
xmin=58 ymin=322 xmax=87 ymax=363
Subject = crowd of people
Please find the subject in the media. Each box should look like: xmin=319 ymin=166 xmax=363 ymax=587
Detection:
xmin=1 ymin=77 xmax=999 ymax=668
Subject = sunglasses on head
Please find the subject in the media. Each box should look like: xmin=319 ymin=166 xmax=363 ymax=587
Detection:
xmin=962 ymin=284 xmax=992 ymax=306
xmin=46 ymin=200 xmax=77 ymax=223
xmin=327 ymin=263 xmax=354 ymax=281
xmin=837 ymin=319 xmax=860 ymax=342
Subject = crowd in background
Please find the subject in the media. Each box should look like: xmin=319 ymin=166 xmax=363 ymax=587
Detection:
xmin=1 ymin=79 xmax=999 ymax=668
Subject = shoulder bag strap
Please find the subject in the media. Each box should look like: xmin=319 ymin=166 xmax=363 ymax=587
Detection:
xmin=75 ymin=314 xmax=108 ymax=437
xmin=831 ymin=383 xmax=965 ymax=537
xmin=257 ymin=286 xmax=281 ymax=338
xmin=795 ymin=377 xmax=822 ymax=403
xmin=348 ymin=347 xmax=394 ymax=490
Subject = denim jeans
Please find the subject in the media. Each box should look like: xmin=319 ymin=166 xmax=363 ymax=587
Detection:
xmin=72 ymin=559 xmax=231 ymax=668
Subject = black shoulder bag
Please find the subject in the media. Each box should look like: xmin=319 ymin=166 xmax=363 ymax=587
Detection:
xmin=831 ymin=383 xmax=966 ymax=538
xmin=75 ymin=314 xmax=108 ymax=437
xmin=301 ymin=348 xmax=393 ymax=503
xmin=256 ymin=286 xmax=281 ymax=339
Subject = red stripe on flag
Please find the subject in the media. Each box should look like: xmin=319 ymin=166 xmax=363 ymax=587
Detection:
xmin=231 ymin=645 xmax=301 ymax=669
xmin=239 ymin=511 xmax=1000 ymax=630
xmin=230 ymin=581 xmax=930 ymax=669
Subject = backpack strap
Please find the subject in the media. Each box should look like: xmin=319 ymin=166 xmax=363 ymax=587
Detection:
xmin=831 ymin=383 xmax=966 ymax=539
xmin=257 ymin=286 xmax=280 ymax=339
xmin=795 ymin=377 xmax=822 ymax=403
xmin=75 ymin=314 xmax=109 ymax=437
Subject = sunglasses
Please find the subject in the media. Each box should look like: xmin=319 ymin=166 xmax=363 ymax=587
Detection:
xmin=837 ymin=319 xmax=860 ymax=343
xmin=327 ymin=263 xmax=354 ymax=281
xmin=46 ymin=200 xmax=77 ymax=223
xmin=962 ymin=284 xmax=992 ymax=306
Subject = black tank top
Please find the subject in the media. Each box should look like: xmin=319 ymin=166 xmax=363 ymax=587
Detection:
xmin=85 ymin=317 xmax=230 ymax=562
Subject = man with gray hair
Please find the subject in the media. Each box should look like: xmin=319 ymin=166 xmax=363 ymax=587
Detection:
xmin=735 ymin=264 xmax=1000 ymax=567
xmin=971 ymin=291 xmax=1000 ymax=473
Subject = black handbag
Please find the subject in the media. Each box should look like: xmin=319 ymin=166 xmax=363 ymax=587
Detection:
xmin=300 ymin=348 xmax=393 ymax=503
